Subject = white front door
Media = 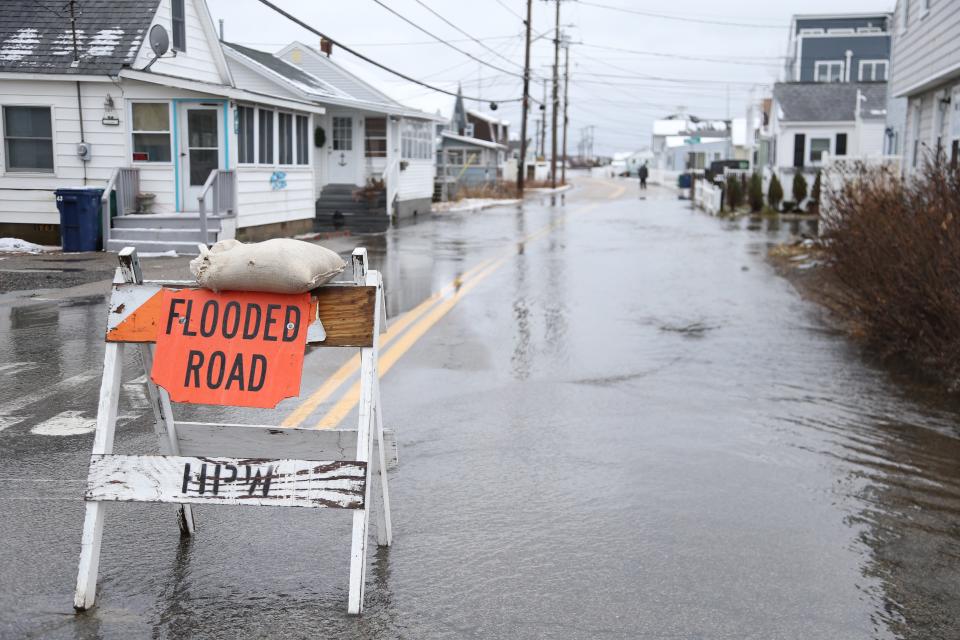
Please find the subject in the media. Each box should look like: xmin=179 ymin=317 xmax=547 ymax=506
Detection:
xmin=328 ymin=114 xmax=358 ymax=184
xmin=179 ymin=103 xmax=223 ymax=211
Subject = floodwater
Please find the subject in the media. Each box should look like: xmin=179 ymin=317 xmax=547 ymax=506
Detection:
xmin=1 ymin=176 xmax=960 ymax=639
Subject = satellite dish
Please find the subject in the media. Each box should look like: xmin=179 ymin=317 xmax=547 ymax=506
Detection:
xmin=149 ymin=24 xmax=169 ymax=57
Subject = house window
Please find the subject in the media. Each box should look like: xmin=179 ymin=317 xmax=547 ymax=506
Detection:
xmin=793 ymin=133 xmax=806 ymax=168
xmin=464 ymin=122 xmax=475 ymax=138
xmin=3 ymin=106 xmax=53 ymax=172
xmin=296 ymin=115 xmax=308 ymax=165
xmin=130 ymin=102 xmax=171 ymax=163
xmin=332 ymin=116 xmax=352 ymax=151
xmin=859 ymin=60 xmax=888 ymax=81
xmin=810 ymin=138 xmax=830 ymax=163
xmin=258 ymin=109 xmax=273 ymax=164
xmin=814 ymin=61 xmax=844 ymax=83
xmin=364 ymin=117 xmax=387 ymax=158
xmin=835 ymin=133 xmax=848 ymax=156
xmin=171 ymin=0 xmax=186 ymax=52
xmin=446 ymin=149 xmax=463 ymax=165
xmin=401 ymin=120 xmax=432 ymax=160
xmin=278 ymin=112 xmax=293 ymax=165
xmin=237 ymin=105 xmax=254 ymax=164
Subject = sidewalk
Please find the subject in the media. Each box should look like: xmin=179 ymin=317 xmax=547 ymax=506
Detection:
xmin=0 ymin=234 xmax=363 ymax=303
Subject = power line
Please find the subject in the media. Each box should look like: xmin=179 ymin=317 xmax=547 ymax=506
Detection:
xmin=574 ymin=1 xmax=787 ymax=29
xmin=410 ymin=0 xmax=526 ymax=72
xmin=254 ymin=0 xmax=528 ymax=103
xmin=370 ymin=0 xmax=527 ymax=80
xmin=494 ymin=0 xmax=525 ymax=20
xmin=578 ymin=43 xmax=785 ymax=67
xmin=230 ymin=34 xmax=526 ymax=48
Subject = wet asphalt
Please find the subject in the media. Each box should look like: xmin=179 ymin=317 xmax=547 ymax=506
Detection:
xmin=2 ymin=176 xmax=960 ymax=639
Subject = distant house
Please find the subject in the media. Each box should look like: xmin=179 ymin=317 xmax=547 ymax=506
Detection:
xmin=224 ymin=40 xmax=443 ymax=229
xmin=0 ymin=0 xmax=324 ymax=251
xmin=889 ymin=0 xmax=960 ymax=172
xmin=436 ymin=89 xmax=507 ymax=199
xmin=650 ymin=117 xmax=732 ymax=173
xmin=770 ymin=82 xmax=887 ymax=181
xmin=764 ymin=11 xmax=896 ymax=183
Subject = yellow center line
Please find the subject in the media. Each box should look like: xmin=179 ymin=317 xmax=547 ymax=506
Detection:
xmin=287 ymin=185 xmax=612 ymax=430
xmin=313 ymin=256 xmax=509 ymax=429
xmin=311 ymin=198 xmax=606 ymax=430
xmin=281 ymin=256 xmax=497 ymax=427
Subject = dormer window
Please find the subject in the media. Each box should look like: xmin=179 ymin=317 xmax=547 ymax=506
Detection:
xmin=172 ymin=0 xmax=186 ymax=52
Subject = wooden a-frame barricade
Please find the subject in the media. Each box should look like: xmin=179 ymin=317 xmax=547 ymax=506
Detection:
xmin=74 ymin=247 xmax=392 ymax=615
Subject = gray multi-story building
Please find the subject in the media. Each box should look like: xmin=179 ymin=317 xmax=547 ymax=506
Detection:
xmin=767 ymin=11 xmax=896 ymax=184
xmin=890 ymin=0 xmax=960 ymax=173
xmin=784 ymin=13 xmax=892 ymax=84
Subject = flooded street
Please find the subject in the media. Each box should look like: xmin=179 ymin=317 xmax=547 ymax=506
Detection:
xmin=2 ymin=176 xmax=960 ymax=639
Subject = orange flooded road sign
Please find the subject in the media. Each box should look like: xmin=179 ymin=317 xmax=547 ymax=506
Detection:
xmin=150 ymin=289 xmax=312 ymax=408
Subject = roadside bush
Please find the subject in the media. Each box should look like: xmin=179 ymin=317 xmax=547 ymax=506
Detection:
xmin=809 ymin=171 xmax=822 ymax=215
xmin=792 ymin=173 xmax=808 ymax=209
xmin=748 ymin=173 xmax=764 ymax=212
xmin=725 ymin=175 xmax=744 ymax=209
xmin=821 ymin=161 xmax=960 ymax=389
xmin=767 ymin=174 xmax=784 ymax=210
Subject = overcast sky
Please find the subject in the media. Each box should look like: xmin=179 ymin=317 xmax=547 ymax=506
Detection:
xmin=208 ymin=0 xmax=894 ymax=156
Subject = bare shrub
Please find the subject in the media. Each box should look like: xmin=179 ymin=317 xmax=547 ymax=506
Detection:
xmin=821 ymin=160 xmax=960 ymax=389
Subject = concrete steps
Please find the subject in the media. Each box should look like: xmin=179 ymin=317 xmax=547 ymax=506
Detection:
xmin=316 ymin=183 xmax=388 ymax=233
xmin=108 ymin=214 xmax=226 ymax=255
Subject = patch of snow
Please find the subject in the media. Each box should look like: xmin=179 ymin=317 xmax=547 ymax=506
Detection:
xmin=87 ymin=28 xmax=123 ymax=57
xmin=51 ymin=29 xmax=85 ymax=56
xmin=432 ymin=198 xmax=521 ymax=213
xmin=125 ymin=32 xmax=144 ymax=62
xmin=0 ymin=28 xmax=39 ymax=61
xmin=139 ymin=250 xmax=179 ymax=258
xmin=0 ymin=238 xmax=55 ymax=254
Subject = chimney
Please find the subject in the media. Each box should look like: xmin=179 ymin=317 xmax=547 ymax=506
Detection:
xmin=218 ymin=19 xmax=224 ymax=41
xmin=319 ymin=38 xmax=333 ymax=57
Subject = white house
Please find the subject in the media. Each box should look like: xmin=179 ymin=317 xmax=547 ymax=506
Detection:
xmin=770 ymin=82 xmax=887 ymax=183
xmin=267 ymin=40 xmax=444 ymax=226
xmin=0 ymin=0 xmax=325 ymax=252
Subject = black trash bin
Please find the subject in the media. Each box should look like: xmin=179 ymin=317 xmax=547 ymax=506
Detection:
xmin=55 ymin=187 xmax=104 ymax=252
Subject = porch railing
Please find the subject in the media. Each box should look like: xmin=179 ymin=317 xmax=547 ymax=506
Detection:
xmin=384 ymin=157 xmax=400 ymax=218
xmin=197 ymin=169 xmax=237 ymax=244
xmin=100 ymin=167 xmax=139 ymax=250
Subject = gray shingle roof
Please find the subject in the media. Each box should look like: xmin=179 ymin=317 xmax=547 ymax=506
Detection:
xmin=774 ymin=82 xmax=888 ymax=122
xmin=0 ymin=0 xmax=160 ymax=75
xmin=222 ymin=41 xmax=341 ymax=98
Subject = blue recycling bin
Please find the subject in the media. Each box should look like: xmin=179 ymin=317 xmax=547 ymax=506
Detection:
xmin=55 ymin=187 xmax=104 ymax=252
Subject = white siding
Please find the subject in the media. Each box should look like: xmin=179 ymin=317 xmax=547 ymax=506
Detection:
xmin=133 ymin=0 xmax=226 ymax=85
xmin=890 ymin=0 xmax=960 ymax=97
xmin=397 ymin=159 xmax=434 ymax=201
xmin=235 ymin=166 xmax=314 ymax=228
xmin=0 ymin=79 xmax=227 ymax=223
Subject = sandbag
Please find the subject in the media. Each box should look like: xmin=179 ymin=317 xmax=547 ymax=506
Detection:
xmin=189 ymin=238 xmax=346 ymax=294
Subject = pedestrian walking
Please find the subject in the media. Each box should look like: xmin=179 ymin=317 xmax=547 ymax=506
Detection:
xmin=639 ymin=162 xmax=649 ymax=191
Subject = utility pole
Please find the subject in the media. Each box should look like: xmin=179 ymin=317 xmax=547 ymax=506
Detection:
xmin=517 ymin=0 xmax=533 ymax=195
xmin=561 ymin=38 xmax=570 ymax=185
xmin=540 ymin=77 xmax=547 ymax=158
xmin=550 ymin=0 xmax=561 ymax=188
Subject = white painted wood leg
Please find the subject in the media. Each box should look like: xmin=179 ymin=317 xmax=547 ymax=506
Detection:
xmin=74 ymin=340 xmax=124 ymax=611
xmin=123 ymin=248 xmax=194 ymax=536
xmin=374 ymin=378 xmax=392 ymax=546
xmin=347 ymin=258 xmax=380 ymax=615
